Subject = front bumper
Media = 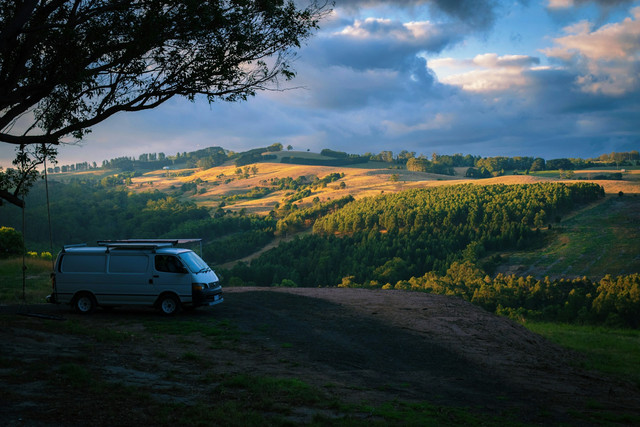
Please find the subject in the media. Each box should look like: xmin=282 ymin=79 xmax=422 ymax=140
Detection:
xmin=193 ymin=286 xmax=223 ymax=307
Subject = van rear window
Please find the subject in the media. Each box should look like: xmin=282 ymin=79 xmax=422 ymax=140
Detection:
xmin=109 ymin=255 xmax=149 ymax=273
xmin=61 ymin=255 xmax=106 ymax=273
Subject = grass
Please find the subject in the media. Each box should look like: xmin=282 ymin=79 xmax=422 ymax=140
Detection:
xmin=220 ymin=374 xmax=325 ymax=407
xmin=359 ymin=401 xmax=523 ymax=427
xmin=3 ymin=308 xmax=637 ymax=426
xmin=498 ymin=195 xmax=640 ymax=278
xmin=213 ymin=374 xmax=523 ymax=426
xmin=0 ymin=257 xmax=54 ymax=304
xmin=143 ymin=318 xmax=242 ymax=348
xmin=59 ymin=319 xmax=135 ymax=342
xmin=56 ymin=362 xmax=94 ymax=387
xmin=524 ymin=322 xmax=640 ymax=388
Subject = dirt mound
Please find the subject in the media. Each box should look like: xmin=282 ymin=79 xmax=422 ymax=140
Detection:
xmin=224 ymin=288 xmax=640 ymax=418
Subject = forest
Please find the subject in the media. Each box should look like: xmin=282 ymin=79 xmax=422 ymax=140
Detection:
xmin=1 ymin=147 xmax=639 ymax=328
xmin=223 ymin=184 xmax=578 ymax=273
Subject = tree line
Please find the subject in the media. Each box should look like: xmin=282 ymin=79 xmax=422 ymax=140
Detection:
xmin=362 ymin=261 xmax=639 ymax=329
xmin=43 ymin=147 xmax=640 ymax=179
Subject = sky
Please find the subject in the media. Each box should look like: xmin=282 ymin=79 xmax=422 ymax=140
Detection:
xmin=2 ymin=0 xmax=640 ymax=167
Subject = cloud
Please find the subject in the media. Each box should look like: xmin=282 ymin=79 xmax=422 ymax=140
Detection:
xmin=269 ymin=54 xmax=438 ymax=110
xmin=280 ymin=13 xmax=450 ymax=111
xmin=307 ymin=16 xmax=464 ymax=70
xmin=334 ymin=0 xmax=506 ymax=30
xmin=430 ymin=53 xmax=542 ymax=92
xmin=543 ymin=6 xmax=640 ymax=95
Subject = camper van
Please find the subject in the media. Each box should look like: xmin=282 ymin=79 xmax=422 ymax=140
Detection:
xmin=48 ymin=239 xmax=223 ymax=315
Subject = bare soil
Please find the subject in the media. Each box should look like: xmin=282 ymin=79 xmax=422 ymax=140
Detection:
xmin=2 ymin=287 xmax=640 ymax=425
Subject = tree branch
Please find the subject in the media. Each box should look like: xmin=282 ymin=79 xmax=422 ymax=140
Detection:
xmin=0 ymin=189 xmax=24 ymax=208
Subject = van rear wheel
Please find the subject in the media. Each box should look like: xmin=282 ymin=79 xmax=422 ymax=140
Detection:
xmin=74 ymin=292 xmax=96 ymax=314
xmin=158 ymin=294 xmax=180 ymax=315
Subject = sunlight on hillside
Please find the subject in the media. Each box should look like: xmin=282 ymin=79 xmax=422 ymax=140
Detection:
xmin=127 ymin=161 xmax=639 ymax=216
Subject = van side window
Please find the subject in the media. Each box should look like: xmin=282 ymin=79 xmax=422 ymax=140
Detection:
xmin=155 ymin=255 xmax=185 ymax=273
xmin=61 ymin=254 xmax=105 ymax=273
xmin=110 ymin=255 xmax=148 ymax=273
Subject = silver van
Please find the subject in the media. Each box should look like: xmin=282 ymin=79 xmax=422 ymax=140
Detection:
xmin=48 ymin=239 xmax=223 ymax=315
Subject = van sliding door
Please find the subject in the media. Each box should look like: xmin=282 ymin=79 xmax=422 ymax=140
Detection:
xmin=106 ymin=254 xmax=151 ymax=305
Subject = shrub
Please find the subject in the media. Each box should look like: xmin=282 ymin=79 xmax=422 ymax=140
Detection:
xmin=0 ymin=226 xmax=23 ymax=257
xmin=276 ymin=279 xmax=297 ymax=288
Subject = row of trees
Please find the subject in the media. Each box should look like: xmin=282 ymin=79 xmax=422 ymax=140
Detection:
xmin=345 ymin=261 xmax=639 ymax=329
xmin=44 ymin=147 xmax=640 ymax=180
xmin=406 ymin=157 xmax=454 ymax=175
xmin=594 ymin=151 xmax=640 ymax=164
xmin=99 ymin=146 xmax=230 ymax=171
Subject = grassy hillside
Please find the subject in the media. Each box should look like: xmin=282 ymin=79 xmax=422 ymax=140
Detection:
xmin=125 ymin=162 xmax=639 ymax=214
xmin=495 ymin=194 xmax=640 ymax=279
xmin=126 ymin=161 xmax=464 ymax=215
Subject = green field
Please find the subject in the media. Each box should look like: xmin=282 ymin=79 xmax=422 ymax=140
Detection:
xmin=0 ymin=257 xmax=53 ymax=304
xmin=525 ymin=322 xmax=640 ymax=388
xmin=498 ymin=195 xmax=640 ymax=279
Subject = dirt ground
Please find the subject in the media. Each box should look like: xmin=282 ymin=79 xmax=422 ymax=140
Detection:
xmin=2 ymin=287 xmax=640 ymax=425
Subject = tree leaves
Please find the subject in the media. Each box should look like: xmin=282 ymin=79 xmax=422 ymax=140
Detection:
xmin=0 ymin=0 xmax=328 ymax=146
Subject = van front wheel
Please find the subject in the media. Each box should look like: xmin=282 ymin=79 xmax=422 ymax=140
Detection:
xmin=158 ymin=294 xmax=180 ymax=315
xmin=74 ymin=293 xmax=96 ymax=314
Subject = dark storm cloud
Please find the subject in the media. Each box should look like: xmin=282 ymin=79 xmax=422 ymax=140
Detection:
xmin=306 ymin=18 xmax=464 ymax=70
xmin=333 ymin=0 xmax=516 ymax=30
xmin=283 ymin=55 xmax=439 ymax=110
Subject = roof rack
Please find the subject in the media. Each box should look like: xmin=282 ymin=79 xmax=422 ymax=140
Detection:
xmin=64 ymin=243 xmax=87 ymax=249
xmin=61 ymin=243 xmax=87 ymax=252
xmin=96 ymin=239 xmax=203 ymax=254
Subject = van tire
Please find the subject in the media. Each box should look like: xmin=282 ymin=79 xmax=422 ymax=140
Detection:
xmin=73 ymin=292 xmax=96 ymax=314
xmin=158 ymin=294 xmax=180 ymax=315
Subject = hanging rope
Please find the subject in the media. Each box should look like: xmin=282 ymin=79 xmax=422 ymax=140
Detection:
xmin=21 ymin=192 xmax=26 ymax=302
xmin=43 ymin=146 xmax=55 ymax=270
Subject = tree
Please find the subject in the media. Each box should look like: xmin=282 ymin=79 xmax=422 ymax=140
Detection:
xmin=0 ymin=144 xmax=56 ymax=207
xmin=530 ymin=158 xmax=546 ymax=172
xmin=0 ymin=1 xmax=329 ymax=205
xmin=1 ymin=0 xmax=327 ymax=147
xmin=267 ymin=143 xmax=284 ymax=152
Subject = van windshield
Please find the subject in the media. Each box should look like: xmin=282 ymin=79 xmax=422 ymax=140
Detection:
xmin=179 ymin=251 xmax=214 ymax=275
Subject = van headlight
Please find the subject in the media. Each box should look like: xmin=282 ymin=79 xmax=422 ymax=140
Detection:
xmin=192 ymin=283 xmax=205 ymax=291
